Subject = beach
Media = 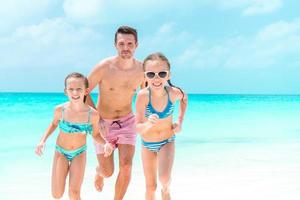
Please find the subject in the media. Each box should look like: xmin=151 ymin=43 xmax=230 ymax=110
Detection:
xmin=1 ymin=93 xmax=300 ymax=199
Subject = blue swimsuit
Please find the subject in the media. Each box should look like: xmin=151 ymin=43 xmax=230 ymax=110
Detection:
xmin=56 ymin=106 xmax=92 ymax=161
xmin=145 ymin=87 xmax=174 ymax=119
xmin=142 ymin=87 xmax=175 ymax=153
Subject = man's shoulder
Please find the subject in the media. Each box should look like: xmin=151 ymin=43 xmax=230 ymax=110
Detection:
xmin=128 ymin=59 xmax=143 ymax=74
xmin=134 ymin=59 xmax=143 ymax=68
xmin=98 ymin=57 xmax=115 ymax=67
xmin=93 ymin=56 xmax=116 ymax=72
xmin=104 ymin=56 xmax=118 ymax=63
xmin=134 ymin=58 xmax=142 ymax=64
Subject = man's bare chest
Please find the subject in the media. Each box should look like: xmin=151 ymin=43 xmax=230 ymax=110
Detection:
xmin=101 ymin=75 xmax=140 ymax=91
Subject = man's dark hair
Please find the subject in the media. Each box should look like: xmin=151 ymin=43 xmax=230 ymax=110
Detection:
xmin=114 ymin=26 xmax=138 ymax=43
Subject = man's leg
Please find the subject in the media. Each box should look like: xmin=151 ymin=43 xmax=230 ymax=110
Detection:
xmin=95 ymin=152 xmax=114 ymax=191
xmin=114 ymin=144 xmax=135 ymax=200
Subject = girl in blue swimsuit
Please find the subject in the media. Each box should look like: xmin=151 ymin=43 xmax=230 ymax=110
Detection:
xmin=35 ymin=72 xmax=113 ymax=199
xmin=136 ymin=53 xmax=188 ymax=200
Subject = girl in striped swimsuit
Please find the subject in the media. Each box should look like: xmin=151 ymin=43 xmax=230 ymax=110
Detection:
xmin=136 ymin=53 xmax=188 ymax=200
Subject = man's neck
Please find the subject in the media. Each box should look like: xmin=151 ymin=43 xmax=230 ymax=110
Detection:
xmin=115 ymin=56 xmax=135 ymax=70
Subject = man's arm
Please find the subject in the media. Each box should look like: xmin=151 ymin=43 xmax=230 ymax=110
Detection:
xmin=86 ymin=94 xmax=96 ymax=109
xmin=140 ymin=77 xmax=147 ymax=89
xmin=86 ymin=61 xmax=106 ymax=109
xmin=138 ymin=61 xmax=146 ymax=89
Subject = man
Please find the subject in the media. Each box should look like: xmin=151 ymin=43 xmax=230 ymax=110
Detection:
xmin=86 ymin=26 xmax=144 ymax=200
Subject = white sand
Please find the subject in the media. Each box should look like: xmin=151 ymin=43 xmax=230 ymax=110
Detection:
xmin=2 ymin=142 xmax=300 ymax=200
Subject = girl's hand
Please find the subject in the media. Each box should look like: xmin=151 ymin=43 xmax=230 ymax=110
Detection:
xmin=103 ymin=142 xmax=114 ymax=157
xmin=172 ymin=123 xmax=182 ymax=134
xmin=147 ymin=114 xmax=159 ymax=125
xmin=35 ymin=142 xmax=45 ymax=156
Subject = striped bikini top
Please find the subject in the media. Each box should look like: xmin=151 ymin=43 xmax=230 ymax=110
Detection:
xmin=145 ymin=87 xmax=174 ymax=119
xmin=58 ymin=106 xmax=93 ymax=135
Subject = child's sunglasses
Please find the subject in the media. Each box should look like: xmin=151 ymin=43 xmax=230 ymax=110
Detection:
xmin=145 ymin=71 xmax=169 ymax=79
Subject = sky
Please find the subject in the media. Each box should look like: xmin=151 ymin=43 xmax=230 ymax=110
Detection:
xmin=0 ymin=0 xmax=299 ymax=94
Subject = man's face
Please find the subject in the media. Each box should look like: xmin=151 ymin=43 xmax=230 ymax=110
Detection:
xmin=115 ymin=33 xmax=137 ymax=59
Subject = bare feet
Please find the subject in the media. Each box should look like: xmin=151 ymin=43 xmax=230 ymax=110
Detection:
xmin=94 ymin=167 xmax=104 ymax=192
xmin=161 ymin=189 xmax=171 ymax=200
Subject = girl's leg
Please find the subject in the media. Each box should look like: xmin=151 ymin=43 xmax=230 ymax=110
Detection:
xmin=52 ymin=151 xmax=70 ymax=199
xmin=158 ymin=142 xmax=175 ymax=200
xmin=141 ymin=146 xmax=158 ymax=200
xmin=68 ymin=151 xmax=86 ymax=200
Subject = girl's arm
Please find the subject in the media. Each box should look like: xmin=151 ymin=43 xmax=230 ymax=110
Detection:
xmin=135 ymin=90 xmax=158 ymax=136
xmin=178 ymin=90 xmax=188 ymax=125
xmin=35 ymin=106 xmax=61 ymax=156
xmin=172 ymin=88 xmax=188 ymax=133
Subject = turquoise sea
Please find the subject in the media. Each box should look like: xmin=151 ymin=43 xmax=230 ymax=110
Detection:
xmin=1 ymin=93 xmax=300 ymax=199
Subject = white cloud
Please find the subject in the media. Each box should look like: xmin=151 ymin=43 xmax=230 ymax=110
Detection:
xmin=257 ymin=18 xmax=300 ymax=41
xmin=62 ymin=0 xmax=177 ymax=25
xmin=141 ymin=23 xmax=191 ymax=56
xmin=242 ymin=0 xmax=282 ymax=16
xmin=176 ymin=18 xmax=300 ymax=69
xmin=157 ymin=23 xmax=174 ymax=35
xmin=0 ymin=0 xmax=60 ymax=34
xmin=0 ymin=18 xmax=104 ymax=70
xmin=13 ymin=18 xmax=99 ymax=44
xmin=212 ymin=0 xmax=282 ymax=16
xmin=63 ymin=0 xmax=105 ymax=25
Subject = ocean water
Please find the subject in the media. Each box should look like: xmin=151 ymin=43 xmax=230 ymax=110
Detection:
xmin=1 ymin=93 xmax=300 ymax=199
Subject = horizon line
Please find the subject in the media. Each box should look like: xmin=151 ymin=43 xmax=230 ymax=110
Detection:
xmin=0 ymin=91 xmax=299 ymax=96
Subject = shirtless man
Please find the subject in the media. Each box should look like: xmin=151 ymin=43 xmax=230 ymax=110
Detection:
xmin=86 ymin=26 xmax=144 ymax=200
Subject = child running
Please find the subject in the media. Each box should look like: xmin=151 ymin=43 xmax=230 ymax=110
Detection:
xmin=135 ymin=53 xmax=188 ymax=200
xmin=35 ymin=72 xmax=113 ymax=200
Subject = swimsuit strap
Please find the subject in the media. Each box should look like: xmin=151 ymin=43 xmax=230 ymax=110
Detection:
xmin=61 ymin=105 xmax=65 ymax=120
xmin=164 ymin=86 xmax=171 ymax=102
xmin=87 ymin=107 xmax=92 ymax=123
xmin=147 ymin=87 xmax=152 ymax=104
